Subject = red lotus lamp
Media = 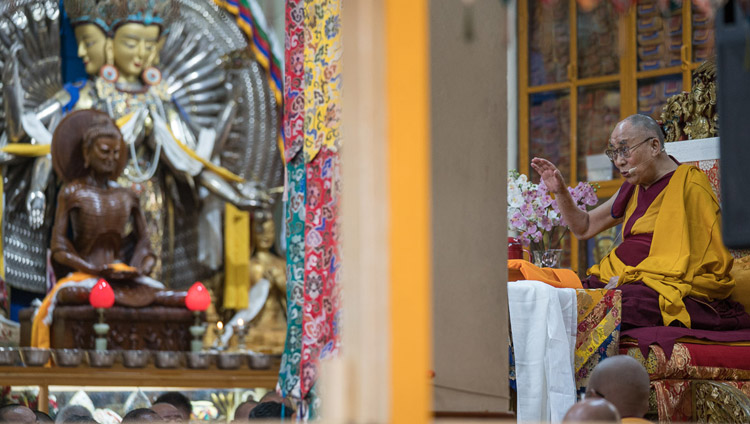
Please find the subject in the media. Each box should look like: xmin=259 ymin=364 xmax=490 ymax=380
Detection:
xmin=186 ymin=281 xmax=211 ymax=312
xmin=186 ymin=282 xmax=211 ymax=351
xmin=89 ymin=279 xmax=115 ymax=351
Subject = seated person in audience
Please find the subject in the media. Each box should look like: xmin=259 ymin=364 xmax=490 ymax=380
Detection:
xmin=562 ymin=398 xmax=620 ymax=423
xmin=151 ymin=403 xmax=183 ymax=422
xmin=248 ymin=402 xmax=293 ymax=420
xmin=531 ymin=114 xmax=750 ymax=331
xmin=154 ymin=392 xmax=192 ymax=421
xmin=259 ymin=391 xmax=294 ymax=412
xmin=586 ymin=355 xmax=650 ymax=423
xmin=232 ymin=400 xmax=259 ymax=422
xmin=55 ymin=406 xmax=94 ymax=424
xmin=0 ymin=404 xmax=36 ymax=424
xmin=33 ymin=410 xmax=54 ymax=423
xmin=121 ymin=408 xmax=163 ymax=423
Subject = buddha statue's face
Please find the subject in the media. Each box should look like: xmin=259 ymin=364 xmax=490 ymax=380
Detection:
xmin=74 ymin=23 xmax=107 ymax=76
xmin=111 ymin=23 xmax=161 ymax=83
xmin=255 ymin=219 xmax=275 ymax=250
xmin=85 ymin=135 xmax=122 ymax=177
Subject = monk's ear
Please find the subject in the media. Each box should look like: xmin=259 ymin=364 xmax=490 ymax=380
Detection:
xmin=653 ymin=138 xmax=663 ymax=153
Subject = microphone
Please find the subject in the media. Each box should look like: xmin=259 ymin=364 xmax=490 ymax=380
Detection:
xmin=624 ymin=147 xmax=665 ymax=174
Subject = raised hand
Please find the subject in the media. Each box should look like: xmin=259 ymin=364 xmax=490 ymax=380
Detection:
xmin=530 ymin=157 xmax=566 ymax=194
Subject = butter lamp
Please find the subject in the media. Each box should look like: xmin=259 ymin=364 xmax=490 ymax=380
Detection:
xmin=89 ymin=279 xmax=115 ymax=351
xmin=186 ymin=281 xmax=211 ymax=352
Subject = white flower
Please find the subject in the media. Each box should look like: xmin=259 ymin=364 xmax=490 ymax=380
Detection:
xmin=508 ymin=193 xmax=524 ymax=208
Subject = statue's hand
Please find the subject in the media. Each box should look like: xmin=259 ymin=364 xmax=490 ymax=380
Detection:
xmin=100 ymin=266 xmax=140 ymax=281
xmin=26 ymin=190 xmax=46 ymax=230
xmin=236 ymin=180 xmax=270 ymax=208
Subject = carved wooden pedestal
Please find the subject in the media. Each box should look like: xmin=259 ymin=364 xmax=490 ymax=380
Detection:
xmin=20 ymin=305 xmax=196 ymax=351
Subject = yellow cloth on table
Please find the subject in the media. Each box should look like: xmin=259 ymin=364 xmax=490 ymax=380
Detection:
xmin=508 ymin=259 xmax=583 ymax=289
xmin=31 ymin=263 xmax=137 ymax=349
xmin=588 ymin=164 xmax=735 ymax=328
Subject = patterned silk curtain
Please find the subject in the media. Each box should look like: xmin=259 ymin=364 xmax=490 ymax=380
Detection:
xmin=278 ymin=0 xmax=342 ymax=416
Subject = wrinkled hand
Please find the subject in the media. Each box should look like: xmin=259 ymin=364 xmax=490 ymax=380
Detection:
xmin=26 ymin=190 xmax=46 ymax=229
xmin=530 ymin=157 xmax=566 ymax=194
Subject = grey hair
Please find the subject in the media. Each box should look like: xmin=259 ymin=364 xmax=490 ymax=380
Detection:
xmin=622 ymin=114 xmax=665 ymax=147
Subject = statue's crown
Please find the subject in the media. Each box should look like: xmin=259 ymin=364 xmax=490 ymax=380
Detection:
xmin=64 ymin=0 xmax=115 ymax=33
xmin=109 ymin=0 xmax=178 ymax=32
xmin=65 ymin=0 xmax=178 ymax=35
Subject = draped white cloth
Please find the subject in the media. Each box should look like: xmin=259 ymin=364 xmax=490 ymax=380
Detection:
xmin=508 ymin=280 xmax=578 ymax=423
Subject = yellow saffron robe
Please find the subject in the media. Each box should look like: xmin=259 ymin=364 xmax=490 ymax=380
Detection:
xmin=588 ymin=164 xmax=734 ymax=328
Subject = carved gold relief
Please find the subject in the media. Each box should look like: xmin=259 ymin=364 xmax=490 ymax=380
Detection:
xmin=660 ymin=60 xmax=718 ymax=142
xmin=692 ymin=380 xmax=750 ymax=423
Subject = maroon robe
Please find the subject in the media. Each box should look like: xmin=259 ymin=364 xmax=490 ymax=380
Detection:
xmin=582 ymin=170 xmax=750 ymax=356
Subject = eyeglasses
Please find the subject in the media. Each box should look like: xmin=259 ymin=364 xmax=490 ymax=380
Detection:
xmin=604 ymin=137 xmax=654 ymax=162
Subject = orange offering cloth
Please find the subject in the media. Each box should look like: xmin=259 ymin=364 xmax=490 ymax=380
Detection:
xmin=508 ymin=259 xmax=583 ymax=289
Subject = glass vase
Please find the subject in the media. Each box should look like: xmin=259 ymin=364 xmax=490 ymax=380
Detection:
xmin=532 ymin=249 xmax=563 ymax=268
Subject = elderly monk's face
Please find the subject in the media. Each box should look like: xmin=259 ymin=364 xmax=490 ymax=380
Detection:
xmin=608 ymin=122 xmax=659 ymax=185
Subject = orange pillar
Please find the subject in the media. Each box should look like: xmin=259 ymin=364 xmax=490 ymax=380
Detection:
xmin=385 ymin=0 xmax=432 ymax=423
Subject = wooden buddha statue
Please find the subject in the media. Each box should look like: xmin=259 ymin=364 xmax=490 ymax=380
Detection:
xmin=31 ymin=109 xmax=170 ymax=348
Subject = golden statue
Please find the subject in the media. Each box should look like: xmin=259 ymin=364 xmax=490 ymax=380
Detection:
xmin=246 ymin=213 xmax=287 ymax=353
xmin=221 ymin=211 xmax=287 ymax=354
xmin=661 ymin=60 xmax=718 ymax=142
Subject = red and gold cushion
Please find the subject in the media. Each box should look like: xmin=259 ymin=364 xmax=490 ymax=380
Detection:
xmin=620 ymin=341 xmax=750 ymax=380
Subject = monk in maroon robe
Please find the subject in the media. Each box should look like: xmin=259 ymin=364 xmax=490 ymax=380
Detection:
xmin=532 ymin=114 xmax=750 ymax=347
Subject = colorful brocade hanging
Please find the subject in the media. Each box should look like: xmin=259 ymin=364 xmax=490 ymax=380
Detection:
xmin=278 ymin=0 xmax=342 ymax=414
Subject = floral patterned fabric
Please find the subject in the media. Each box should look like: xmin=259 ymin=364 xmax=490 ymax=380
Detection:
xmin=574 ymin=289 xmax=622 ymax=397
xmin=685 ymin=159 xmax=750 ymax=259
xmin=621 ymin=342 xmax=750 ymax=380
xmin=279 ymin=153 xmax=305 ymax=402
xmin=278 ymin=0 xmax=342 ymax=415
xmin=649 ymin=380 xmax=750 ymax=422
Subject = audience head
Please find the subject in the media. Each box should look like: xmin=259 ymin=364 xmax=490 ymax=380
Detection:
xmin=154 ymin=392 xmax=191 ymax=421
xmin=563 ymin=398 xmax=621 ymax=423
xmin=0 ymin=404 xmax=36 ymax=424
xmin=121 ymin=408 xmax=163 ymax=423
xmin=232 ymin=400 xmax=259 ymax=422
xmin=248 ymin=402 xmax=293 ymax=420
xmin=33 ymin=410 xmax=54 ymax=423
xmin=258 ymin=391 xmax=293 ymax=411
xmin=55 ymin=405 xmax=93 ymax=424
xmin=60 ymin=416 xmax=95 ymax=424
xmin=151 ymin=403 xmax=183 ymax=422
xmin=587 ymin=355 xmax=650 ymax=418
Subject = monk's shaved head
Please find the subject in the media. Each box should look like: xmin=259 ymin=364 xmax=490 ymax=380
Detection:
xmin=586 ymin=355 xmax=650 ymax=418
xmin=563 ymin=398 xmax=620 ymax=422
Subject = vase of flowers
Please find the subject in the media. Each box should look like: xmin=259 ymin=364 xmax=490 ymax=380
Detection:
xmin=507 ymin=170 xmax=598 ymax=268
